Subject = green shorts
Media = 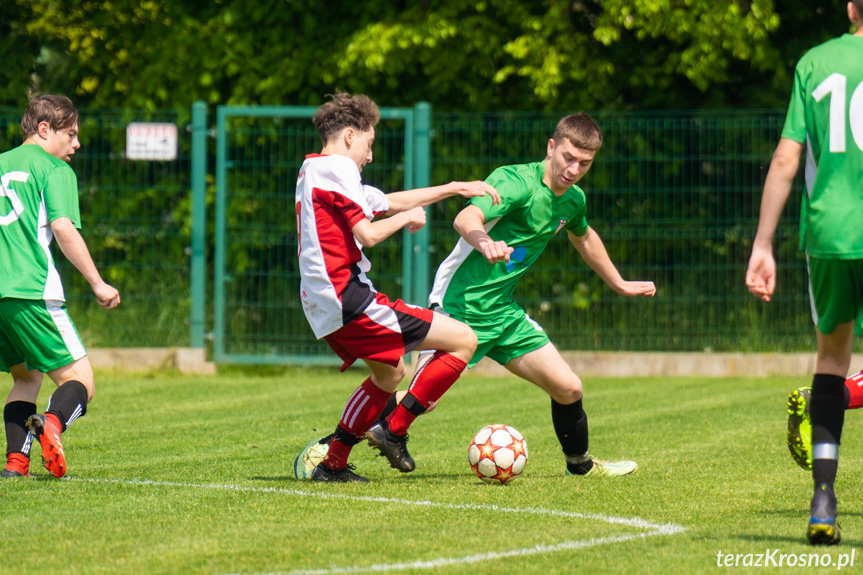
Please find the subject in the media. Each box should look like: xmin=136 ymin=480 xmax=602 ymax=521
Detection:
xmin=807 ymin=256 xmax=863 ymax=336
xmin=0 ymin=298 xmax=87 ymax=373
xmin=451 ymin=306 xmax=550 ymax=368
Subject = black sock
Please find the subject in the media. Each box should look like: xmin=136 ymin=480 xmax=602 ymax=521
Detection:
xmin=397 ymin=392 xmax=427 ymax=417
xmin=811 ymin=373 xmax=845 ymax=489
xmin=377 ymin=393 xmax=399 ymax=424
xmin=46 ymin=381 xmax=88 ymax=432
xmin=4 ymin=401 xmax=36 ymax=456
xmin=332 ymin=425 xmax=363 ymax=447
xmin=551 ymin=398 xmax=591 ymax=473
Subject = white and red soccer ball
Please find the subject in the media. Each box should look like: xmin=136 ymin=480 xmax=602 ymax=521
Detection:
xmin=468 ymin=424 xmax=528 ymax=484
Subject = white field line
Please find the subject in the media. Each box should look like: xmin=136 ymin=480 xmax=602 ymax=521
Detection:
xmin=65 ymin=477 xmax=686 ymax=575
xmin=256 ymin=533 xmax=666 ymax=575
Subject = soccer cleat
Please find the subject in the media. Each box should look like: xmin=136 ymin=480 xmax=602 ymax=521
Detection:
xmin=26 ymin=414 xmax=66 ymax=478
xmin=787 ymin=387 xmax=813 ymax=471
xmin=365 ymin=423 xmax=415 ymax=472
xmin=3 ymin=453 xmax=31 ymax=478
xmin=309 ymin=463 xmax=369 ymax=483
xmin=293 ymin=434 xmax=332 ymax=480
xmin=807 ymin=483 xmax=841 ymax=545
xmin=566 ymin=456 xmax=638 ymax=478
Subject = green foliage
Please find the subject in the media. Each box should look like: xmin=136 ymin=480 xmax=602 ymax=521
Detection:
xmin=2 ymin=0 xmax=854 ymax=110
xmin=0 ymin=0 xmax=40 ymax=107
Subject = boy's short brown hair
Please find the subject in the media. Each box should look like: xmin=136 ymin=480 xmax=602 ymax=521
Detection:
xmin=312 ymin=92 xmax=380 ymax=146
xmin=21 ymin=94 xmax=78 ymax=138
xmin=552 ymin=113 xmax=603 ymax=151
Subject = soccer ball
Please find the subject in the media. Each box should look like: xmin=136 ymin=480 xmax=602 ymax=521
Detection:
xmin=468 ymin=424 xmax=528 ymax=485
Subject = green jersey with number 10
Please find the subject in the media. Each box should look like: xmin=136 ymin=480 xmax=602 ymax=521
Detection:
xmin=0 ymin=144 xmax=82 ymax=301
xmin=781 ymin=33 xmax=863 ymax=258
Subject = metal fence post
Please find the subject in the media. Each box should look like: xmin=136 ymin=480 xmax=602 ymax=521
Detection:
xmin=413 ymin=102 xmax=432 ymax=306
xmin=190 ymin=101 xmax=207 ymax=348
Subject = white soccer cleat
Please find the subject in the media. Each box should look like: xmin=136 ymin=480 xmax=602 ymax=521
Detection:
xmin=293 ymin=435 xmax=332 ymax=480
xmin=567 ymin=456 xmax=638 ymax=478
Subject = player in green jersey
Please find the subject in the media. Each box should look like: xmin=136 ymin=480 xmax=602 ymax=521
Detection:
xmin=1 ymin=94 xmax=120 ymax=479
xmin=746 ymin=0 xmax=863 ymax=545
xmin=365 ymin=113 xmax=655 ymax=479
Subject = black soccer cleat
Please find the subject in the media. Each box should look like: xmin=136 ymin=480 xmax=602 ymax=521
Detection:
xmin=309 ymin=463 xmax=369 ymax=483
xmin=365 ymin=423 xmax=415 ymax=472
xmin=807 ymin=483 xmax=841 ymax=545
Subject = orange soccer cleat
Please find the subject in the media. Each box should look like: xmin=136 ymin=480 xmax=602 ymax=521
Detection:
xmin=26 ymin=414 xmax=66 ymax=478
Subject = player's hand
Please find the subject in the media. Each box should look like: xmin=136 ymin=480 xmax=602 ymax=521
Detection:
xmin=403 ymin=206 xmax=427 ymax=233
xmin=616 ymin=281 xmax=656 ymax=297
xmin=479 ymin=238 xmax=515 ymax=264
xmin=93 ymin=281 xmax=121 ymax=309
xmin=745 ymin=247 xmax=776 ymax=302
xmin=452 ymin=181 xmax=502 ymax=206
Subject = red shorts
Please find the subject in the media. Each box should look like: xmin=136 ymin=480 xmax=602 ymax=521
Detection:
xmin=324 ymin=292 xmax=433 ymax=371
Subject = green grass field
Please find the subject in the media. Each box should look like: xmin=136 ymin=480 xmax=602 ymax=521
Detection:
xmin=1 ymin=367 xmax=861 ymax=574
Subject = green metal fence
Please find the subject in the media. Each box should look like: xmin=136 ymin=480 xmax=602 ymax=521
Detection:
xmin=430 ymin=110 xmax=813 ymax=352
xmin=0 ymin=107 xmax=194 ymax=348
xmin=213 ymin=104 xmax=431 ymax=364
xmin=1 ymin=104 xmax=826 ymax=361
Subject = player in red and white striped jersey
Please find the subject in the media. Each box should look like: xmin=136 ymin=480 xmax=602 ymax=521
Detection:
xmin=295 ymin=92 xmax=500 ymax=482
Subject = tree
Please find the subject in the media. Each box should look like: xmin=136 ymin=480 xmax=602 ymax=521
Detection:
xmin=3 ymin=0 xmax=854 ymax=111
xmin=0 ymin=0 xmax=41 ymax=108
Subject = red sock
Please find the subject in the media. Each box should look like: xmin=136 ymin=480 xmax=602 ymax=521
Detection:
xmin=387 ymin=352 xmax=466 ymax=435
xmin=323 ymin=377 xmax=390 ymax=470
xmin=846 ymin=370 xmax=863 ymax=410
xmin=322 ymin=439 xmax=353 ymax=470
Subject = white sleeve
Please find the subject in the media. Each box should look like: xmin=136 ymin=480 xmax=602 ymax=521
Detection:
xmin=362 ymin=185 xmax=389 ymax=217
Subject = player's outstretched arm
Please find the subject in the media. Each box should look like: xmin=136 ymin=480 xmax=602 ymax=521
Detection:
xmin=746 ymin=138 xmax=803 ymax=303
xmin=454 ymin=205 xmax=514 ymax=264
xmin=51 ymin=217 xmax=121 ymax=309
xmin=351 ymin=206 xmax=427 ymax=248
xmin=384 ymin=181 xmax=500 ymax=215
xmin=568 ymin=227 xmax=656 ymax=297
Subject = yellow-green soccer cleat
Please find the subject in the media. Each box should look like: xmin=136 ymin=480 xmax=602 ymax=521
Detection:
xmin=293 ymin=435 xmax=332 ymax=480
xmin=566 ymin=456 xmax=638 ymax=478
xmin=787 ymin=387 xmax=812 ymax=471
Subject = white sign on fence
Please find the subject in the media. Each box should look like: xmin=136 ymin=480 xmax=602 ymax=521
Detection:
xmin=126 ymin=122 xmax=178 ymax=161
